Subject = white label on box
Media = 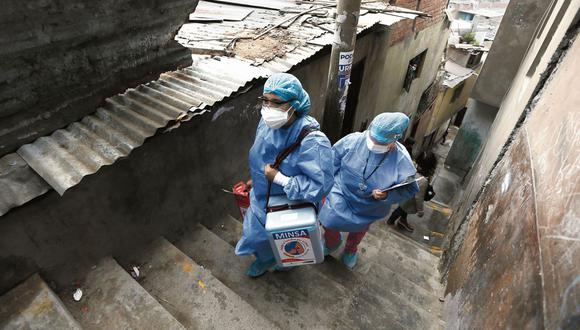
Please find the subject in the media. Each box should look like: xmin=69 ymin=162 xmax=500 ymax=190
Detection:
xmin=280 ymin=213 xmax=299 ymax=221
xmin=272 ymin=229 xmax=316 ymax=266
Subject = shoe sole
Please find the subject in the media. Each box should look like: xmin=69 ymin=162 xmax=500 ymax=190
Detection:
xmin=395 ymin=220 xmax=414 ymax=233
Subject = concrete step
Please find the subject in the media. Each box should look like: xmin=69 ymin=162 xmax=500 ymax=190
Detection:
xmin=0 ymin=274 xmax=82 ymax=330
xmin=374 ymin=213 xmax=448 ymax=253
xmin=354 ymin=231 xmax=442 ymax=295
xmin=199 ymin=214 xmax=242 ymax=247
xmin=176 ymin=222 xmax=360 ymax=329
xmin=210 ymin=214 xmax=441 ymax=329
xmin=370 ymin=221 xmax=440 ymax=262
xmin=217 ymin=214 xmax=441 ymax=297
xmin=317 ymin=259 xmax=444 ymax=329
xmin=118 ymin=237 xmax=276 ymax=329
xmin=224 ymin=211 xmax=440 ymax=270
xmin=58 ymin=256 xmax=185 ymax=330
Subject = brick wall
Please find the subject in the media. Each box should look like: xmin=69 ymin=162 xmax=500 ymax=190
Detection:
xmin=388 ymin=0 xmax=448 ymax=46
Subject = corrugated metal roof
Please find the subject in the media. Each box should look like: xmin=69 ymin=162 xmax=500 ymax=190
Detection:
xmin=189 ymin=1 xmax=254 ymax=22
xmin=443 ymin=60 xmax=475 ymax=88
xmin=16 ymin=59 xmax=270 ymax=195
xmin=4 ymin=0 xmax=419 ymax=214
xmin=0 ymin=153 xmax=50 ymax=216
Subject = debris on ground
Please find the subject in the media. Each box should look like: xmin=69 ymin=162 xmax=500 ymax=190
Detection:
xmin=130 ymin=266 xmax=140 ymax=278
xmin=182 ymin=261 xmax=193 ymax=273
xmin=73 ymin=288 xmax=83 ymax=302
xmin=233 ymin=30 xmax=294 ymax=61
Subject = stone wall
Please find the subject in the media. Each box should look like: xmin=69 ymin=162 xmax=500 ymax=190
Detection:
xmin=0 ymin=0 xmax=198 ymax=157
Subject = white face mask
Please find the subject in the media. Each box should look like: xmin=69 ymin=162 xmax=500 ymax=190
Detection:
xmin=366 ymin=135 xmax=392 ymax=154
xmin=261 ymin=106 xmax=292 ymax=129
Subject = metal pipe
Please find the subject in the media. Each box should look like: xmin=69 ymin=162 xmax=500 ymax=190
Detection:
xmin=321 ymin=0 xmax=362 ymax=143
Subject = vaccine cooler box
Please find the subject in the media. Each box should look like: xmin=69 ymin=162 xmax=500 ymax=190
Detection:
xmin=265 ymin=195 xmax=324 ymax=268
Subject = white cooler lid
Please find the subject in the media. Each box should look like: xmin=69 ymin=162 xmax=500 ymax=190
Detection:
xmin=265 ymin=195 xmax=317 ymax=232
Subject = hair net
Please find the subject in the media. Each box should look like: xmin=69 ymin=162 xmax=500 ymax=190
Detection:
xmin=263 ymin=73 xmax=311 ymax=116
xmin=369 ymin=112 xmax=410 ymax=144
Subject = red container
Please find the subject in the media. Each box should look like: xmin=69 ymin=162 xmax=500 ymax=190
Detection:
xmin=233 ymin=181 xmax=250 ymax=220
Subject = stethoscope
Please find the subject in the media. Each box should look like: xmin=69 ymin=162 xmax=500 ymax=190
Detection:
xmin=358 ymin=147 xmax=388 ymax=192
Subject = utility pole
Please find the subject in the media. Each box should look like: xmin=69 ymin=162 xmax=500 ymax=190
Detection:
xmin=322 ymin=0 xmax=362 ymax=143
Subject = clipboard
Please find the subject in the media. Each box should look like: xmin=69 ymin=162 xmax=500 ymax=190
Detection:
xmin=379 ymin=178 xmax=420 ymax=193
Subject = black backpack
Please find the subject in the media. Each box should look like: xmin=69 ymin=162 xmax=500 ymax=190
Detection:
xmin=424 ymin=182 xmax=436 ymax=201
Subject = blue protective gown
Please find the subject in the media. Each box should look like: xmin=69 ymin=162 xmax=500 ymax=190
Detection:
xmin=235 ymin=115 xmax=334 ymax=261
xmin=319 ymin=132 xmax=419 ymax=232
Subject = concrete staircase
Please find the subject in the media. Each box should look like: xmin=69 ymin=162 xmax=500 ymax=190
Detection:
xmin=0 ymin=215 xmax=444 ymax=330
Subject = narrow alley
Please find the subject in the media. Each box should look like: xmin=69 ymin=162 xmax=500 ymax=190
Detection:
xmin=0 ymin=1 xmax=578 ymax=330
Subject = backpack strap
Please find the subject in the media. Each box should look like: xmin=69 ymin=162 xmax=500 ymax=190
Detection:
xmin=272 ymin=126 xmax=319 ymax=169
xmin=266 ymin=126 xmax=319 ymax=212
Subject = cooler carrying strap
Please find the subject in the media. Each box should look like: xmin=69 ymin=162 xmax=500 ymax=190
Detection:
xmin=266 ymin=126 xmax=319 ymax=213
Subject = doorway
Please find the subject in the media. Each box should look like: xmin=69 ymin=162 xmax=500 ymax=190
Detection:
xmin=341 ymin=59 xmax=366 ymax=137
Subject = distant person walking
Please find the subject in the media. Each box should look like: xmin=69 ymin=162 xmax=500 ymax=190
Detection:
xmin=387 ymin=151 xmax=438 ymax=232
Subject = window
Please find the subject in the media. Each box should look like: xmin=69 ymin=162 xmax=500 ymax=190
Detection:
xmin=417 ymin=83 xmax=436 ymax=115
xmin=403 ymin=50 xmax=427 ymax=92
xmin=451 ymin=82 xmax=465 ymax=103
xmin=458 ymin=12 xmax=475 ymax=21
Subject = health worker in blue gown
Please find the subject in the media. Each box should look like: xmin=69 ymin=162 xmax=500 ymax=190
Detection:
xmin=319 ymin=112 xmax=419 ymax=269
xmin=235 ymin=73 xmax=334 ymax=277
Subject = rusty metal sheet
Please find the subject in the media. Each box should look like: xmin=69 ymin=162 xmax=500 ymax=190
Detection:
xmin=177 ymin=2 xmax=415 ymax=63
xmin=523 ymin=36 xmax=580 ymax=329
xmin=443 ymin=130 xmax=544 ymax=329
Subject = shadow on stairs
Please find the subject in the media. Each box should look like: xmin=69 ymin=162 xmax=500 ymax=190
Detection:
xmin=0 ymin=214 xmax=445 ymax=330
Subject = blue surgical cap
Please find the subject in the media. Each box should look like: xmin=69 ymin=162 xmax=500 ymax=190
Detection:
xmin=263 ymin=73 xmax=311 ymax=116
xmin=369 ymin=112 xmax=410 ymax=144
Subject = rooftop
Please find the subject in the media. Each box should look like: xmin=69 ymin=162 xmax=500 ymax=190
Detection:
xmin=443 ymin=60 xmax=476 ymax=88
xmin=458 ymin=8 xmax=505 ymax=18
